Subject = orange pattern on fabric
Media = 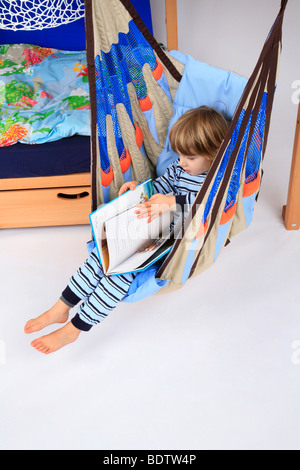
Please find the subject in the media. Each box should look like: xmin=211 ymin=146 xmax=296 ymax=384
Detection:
xmin=0 ymin=123 xmax=28 ymax=146
xmin=101 ymin=168 xmax=114 ymax=187
xmin=152 ymin=61 xmax=163 ymax=81
xmin=243 ymin=173 xmax=261 ymax=197
xmin=134 ymin=124 xmax=143 ymax=148
xmin=220 ymin=202 xmax=237 ymax=225
xmin=139 ymin=93 xmax=152 ymax=111
xmin=120 ymin=149 xmax=131 ymax=173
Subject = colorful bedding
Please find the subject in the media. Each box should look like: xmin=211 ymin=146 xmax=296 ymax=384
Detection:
xmin=0 ymin=44 xmax=90 ymax=147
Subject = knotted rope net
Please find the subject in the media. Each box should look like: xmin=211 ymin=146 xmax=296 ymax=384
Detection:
xmin=0 ymin=0 xmax=85 ymax=30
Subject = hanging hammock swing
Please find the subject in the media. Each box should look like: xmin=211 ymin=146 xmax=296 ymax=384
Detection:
xmin=84 ymin=0 xmax=288 ymax=302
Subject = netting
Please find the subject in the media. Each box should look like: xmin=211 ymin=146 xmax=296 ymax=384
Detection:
xmin=202 ymin=91 xmax=267 ymax=222
xmin=0 ymin=0 xmax=85 ymax=31
xmin=95 ymin=20 xmax=162 ymax=175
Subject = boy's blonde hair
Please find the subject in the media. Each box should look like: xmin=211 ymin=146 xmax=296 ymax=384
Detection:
xmin=169 ymin=106 xmax=228 ymax=161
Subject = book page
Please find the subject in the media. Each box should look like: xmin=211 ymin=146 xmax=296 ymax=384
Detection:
xmin=108 ymin=236 xmax=173 ymax=275
xmin=104 ymin=206 xmax=173 ymax=273
xmin=89 ymin=179 xmax=154 ymax=267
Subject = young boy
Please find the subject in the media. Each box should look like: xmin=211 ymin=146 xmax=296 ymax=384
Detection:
xmin=24 ymin=106 xmax=228 ymax=354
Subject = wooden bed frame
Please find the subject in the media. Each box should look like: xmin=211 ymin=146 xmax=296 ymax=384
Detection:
xmin=0 ymin=0 xmax=178 ymax=229
xmin=282 ymin=101 xmax=300 ymax=230
xmin=2 ymin=1 xmax=296 ymax=231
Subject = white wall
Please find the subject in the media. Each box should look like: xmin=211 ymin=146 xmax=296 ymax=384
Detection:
xmin=150 ymin=0 xmax=299 ymax=218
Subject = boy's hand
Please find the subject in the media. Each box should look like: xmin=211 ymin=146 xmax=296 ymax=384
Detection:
xmin=118 ymin=181 xmax=140 ymax=196
xmin=135 ymin=194 xmax=176 ymax=223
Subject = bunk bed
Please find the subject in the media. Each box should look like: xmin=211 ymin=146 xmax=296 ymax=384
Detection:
xmin=0 ymin=0 xmax=153 ymax=228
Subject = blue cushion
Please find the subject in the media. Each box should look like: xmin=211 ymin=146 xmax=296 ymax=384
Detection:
xmin=156 ymin=52 xmax=248 ymax=176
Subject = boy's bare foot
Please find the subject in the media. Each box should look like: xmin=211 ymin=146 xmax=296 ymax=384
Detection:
xmin=24 ymin=299 xmax=70 ymax=334
xmin=31 ymin=321 xmax=81 ymax=354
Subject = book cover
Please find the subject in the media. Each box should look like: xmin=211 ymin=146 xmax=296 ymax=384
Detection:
xmin=89 ymin=180 xmax=173 ymax=276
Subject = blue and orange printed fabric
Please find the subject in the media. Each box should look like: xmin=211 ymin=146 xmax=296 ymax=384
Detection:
xmin=0 ymin=44 xmax=90 ymax=146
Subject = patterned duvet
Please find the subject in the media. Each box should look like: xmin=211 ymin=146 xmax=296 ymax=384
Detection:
xmin=0 ymin=44 xmax=91 ymax=146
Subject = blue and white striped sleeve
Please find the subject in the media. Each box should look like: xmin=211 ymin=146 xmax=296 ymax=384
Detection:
xmin=175 ymin=172 xmax=207 ymax=213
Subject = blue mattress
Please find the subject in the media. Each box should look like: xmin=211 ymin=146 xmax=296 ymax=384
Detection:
xmin=0 ymin=135 xmax=90 ymax=178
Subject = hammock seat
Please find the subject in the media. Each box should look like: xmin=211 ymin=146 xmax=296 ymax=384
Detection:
xmin=84 ymin=0 xmax=288 ymax=303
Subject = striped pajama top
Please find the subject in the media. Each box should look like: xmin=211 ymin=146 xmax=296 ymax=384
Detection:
xmin=152 ymin=158 xmax=208 ymax=228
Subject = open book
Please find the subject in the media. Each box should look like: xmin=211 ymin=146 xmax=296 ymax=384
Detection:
xmin=89 ymin=180 xmax=174 ymax=276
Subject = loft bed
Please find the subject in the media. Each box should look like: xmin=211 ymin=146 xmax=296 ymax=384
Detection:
xmin=0 ymin=0 xmax=153 ymax=228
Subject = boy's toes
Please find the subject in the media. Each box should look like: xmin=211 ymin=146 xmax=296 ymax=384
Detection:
xmin=31 ymin=338 xmax=45 ymax=352
xmin=24 ymin=320 xmax=35 ymax=334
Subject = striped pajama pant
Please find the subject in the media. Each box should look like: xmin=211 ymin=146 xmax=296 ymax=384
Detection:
xmin=60 ymin=247 xmax=135 ymax=331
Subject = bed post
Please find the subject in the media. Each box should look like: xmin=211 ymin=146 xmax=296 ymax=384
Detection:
xmin=283 ymin=101 xmax=300 ymax=230
xmin=165 ymin=0 xmax=178 ymax=51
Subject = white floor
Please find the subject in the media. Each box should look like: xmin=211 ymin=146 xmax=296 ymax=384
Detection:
xmin=1 ymin=161 xmax=300 ymax=450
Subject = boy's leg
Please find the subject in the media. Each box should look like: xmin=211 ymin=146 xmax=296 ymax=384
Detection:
xmin=24 ymin=247 xmax=103 ymax=334
xmin=61 ymin=247 xmax=104 ymax=307
xmin=30 ymin=272 xmax=135 ymax=354
xmin=71 ymin=272 xmax=135 ymax=331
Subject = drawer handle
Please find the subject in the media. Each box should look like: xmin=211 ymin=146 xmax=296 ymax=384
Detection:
xmin=57 ymin=191 xmax=89 ymax=200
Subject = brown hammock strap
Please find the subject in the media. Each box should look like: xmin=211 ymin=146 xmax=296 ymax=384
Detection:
xmin=189 ymin=49 xmax=278 ymax=278
xmin=281 ymin=0 xmax=288 ymax=14
xmin=189 ymin=65 xmax=271 ymax=276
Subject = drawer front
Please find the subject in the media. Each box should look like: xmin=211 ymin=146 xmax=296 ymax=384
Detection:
xmin=0 ymin=186 xmax=91 ymax=228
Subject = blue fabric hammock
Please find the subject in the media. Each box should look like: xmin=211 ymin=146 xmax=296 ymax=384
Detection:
xmin=84 ymin=0 xmax=288 ymax=302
